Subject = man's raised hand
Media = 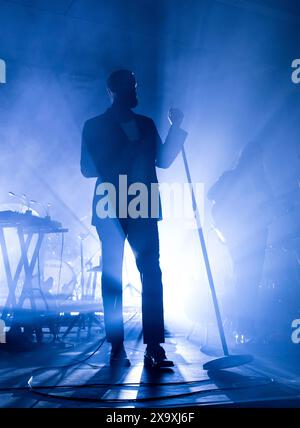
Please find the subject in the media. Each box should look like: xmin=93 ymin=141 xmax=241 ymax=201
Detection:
xmin=168 ymin=108 xmax=184 ymax=128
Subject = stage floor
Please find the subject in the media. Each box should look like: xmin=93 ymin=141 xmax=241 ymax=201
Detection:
xmin=0 ymin=316 xmax=300 ymax=408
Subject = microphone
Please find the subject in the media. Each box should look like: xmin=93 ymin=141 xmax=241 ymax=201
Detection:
xmin=22 ymin=194 xmax=31 ymax=212
xmin=8 ymin=192 xmax=31 ymax=213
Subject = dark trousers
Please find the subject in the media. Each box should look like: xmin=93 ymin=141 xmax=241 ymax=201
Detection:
xmin=96 ymin=218 xmax=165 ymax=346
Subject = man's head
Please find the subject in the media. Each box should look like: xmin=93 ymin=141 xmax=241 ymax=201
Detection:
xmin=107 ymin=69 xmax=138 ymax=109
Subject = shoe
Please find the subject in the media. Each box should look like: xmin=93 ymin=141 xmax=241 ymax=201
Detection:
xmin=144 ymin=344 xmax=174 ymax=368
xmin=110 ymin=344 xmax=131 ymax=367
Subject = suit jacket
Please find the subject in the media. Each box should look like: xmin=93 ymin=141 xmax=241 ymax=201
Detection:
xmin=81 ymin=107 xmax=187 ymax=226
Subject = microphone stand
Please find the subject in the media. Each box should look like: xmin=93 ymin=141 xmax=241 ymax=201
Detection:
xmin=181 ymin=146 xmax=253 ymax=371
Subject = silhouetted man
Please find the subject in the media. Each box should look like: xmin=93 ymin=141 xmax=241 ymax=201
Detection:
xmin=81 ymin=70 xmax=187 ymax=367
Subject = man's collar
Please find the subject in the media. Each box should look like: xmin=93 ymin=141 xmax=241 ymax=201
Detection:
xmin=106 ymin=105 xmax=138 ymax=121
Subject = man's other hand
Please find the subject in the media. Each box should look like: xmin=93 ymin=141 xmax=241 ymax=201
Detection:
xmin=168 ymin=108 xmax=184 ymax=128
